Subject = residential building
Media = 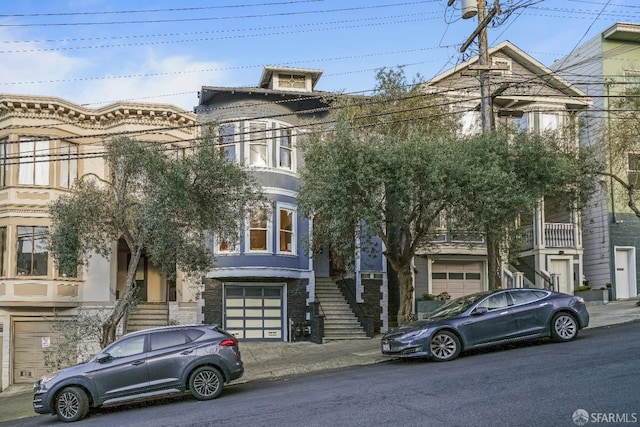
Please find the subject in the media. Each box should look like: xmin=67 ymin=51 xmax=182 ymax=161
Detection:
xmin=0 ymin=94 xmax=198 ymax=390
xmin=552 ymin=22 xmax=640 ymax=300
xmin=416 ymin=41 xmax=592 ymax=300
xmin=196 ymin=66 xmax=387 ymax=342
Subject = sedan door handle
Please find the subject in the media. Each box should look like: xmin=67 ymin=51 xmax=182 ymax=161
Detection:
xmin=131 ymin=360 xmax=145 ymax=366
xmin=500 ymin=311 xmax=510 ymax=315
xmin=181 ymin=349 xmax=194 ymax=355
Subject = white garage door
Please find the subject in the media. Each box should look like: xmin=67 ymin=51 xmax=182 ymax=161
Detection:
xmin=13 ymin=320 xmax=68 ymax=384
xmin=224 ymin=285 xmax=284 ymax=340
xmin=432 ymin=261 xmax=483 ymax=299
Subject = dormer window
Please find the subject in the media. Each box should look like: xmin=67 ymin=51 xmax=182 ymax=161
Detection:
xmin=278 ymin=73 xmax=306 ymax=90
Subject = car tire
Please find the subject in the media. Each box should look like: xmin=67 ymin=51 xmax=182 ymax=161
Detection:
xmin=55 ymin=386 xmax=89 ymax=422
xmin=189 ymin=366 xmax=223 ymax=400
xmin=551 ymin=312 xmax=579 ymax=342
xmin=429 ymin=330 xmax=461 ymax=362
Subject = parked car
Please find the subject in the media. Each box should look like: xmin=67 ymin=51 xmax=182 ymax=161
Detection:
xmin=381 ymin=289 xmax=589 ymax=362
xmin=33 ymin=324 xmax=243 ymax=422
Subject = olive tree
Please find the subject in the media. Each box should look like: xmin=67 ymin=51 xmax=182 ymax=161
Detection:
xmin=49 ymin=131 xmax=264 ymax=347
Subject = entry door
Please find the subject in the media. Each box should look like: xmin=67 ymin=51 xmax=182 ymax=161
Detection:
xmin=615 ymin=248 xmax=632 ymax=299
xmin=548 ymin=258 xmax=571 ymax=294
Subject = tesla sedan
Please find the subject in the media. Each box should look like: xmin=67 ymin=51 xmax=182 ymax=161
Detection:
xmin=381 ymin=289 xmax=589 ymax=362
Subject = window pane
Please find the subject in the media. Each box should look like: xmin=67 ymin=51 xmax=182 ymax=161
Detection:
xmin=150 ymin=331 xmax=188 ymax=351
xmin=18 ymin=140 xmax=34 ymax=185
xmin=249 ymin=122 xmax=268 ymax=166
xmin=35 ymin=140 xmax=50 ymax=185
xmin=250 ymin=230 xmax=267 ymax=250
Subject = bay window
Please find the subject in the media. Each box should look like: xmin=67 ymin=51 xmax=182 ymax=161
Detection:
xmin=59 ymin=141 xmax=78 ymax=189
xmin=248 ymin=209 xmax=270 ymax=252
xmin=249 ymin=122 xmax=268 ymax=166
xmin=277 ymin=205 xmax=296 ymax=254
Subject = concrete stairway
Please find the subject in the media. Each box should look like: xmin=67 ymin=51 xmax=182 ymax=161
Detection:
xmin=315 ymin=277 xmax=367 ymax=340
xmin=126 ymin=302 xmax=169 ymax=333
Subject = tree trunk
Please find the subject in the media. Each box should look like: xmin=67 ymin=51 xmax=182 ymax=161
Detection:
xmin=485 ymin=227 xmax=501 ymax=290
xmin=99 ymin=247 xmax=142 ymax=348
xmin=396 ymin=261 xmax=416 ymax=325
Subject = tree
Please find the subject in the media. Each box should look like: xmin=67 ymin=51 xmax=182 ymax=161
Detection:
xmin=603 ymin=85 xmax=640 ymax=218
xmin=299 ymin=68 xmax=462 ymax=325
xmin=299 ymin=68 xmax=599 ymax=325
xmin=447 ymin=130 xmax=599 ymax=289
xmin=49 ymin=131 xmax=265 ymax=347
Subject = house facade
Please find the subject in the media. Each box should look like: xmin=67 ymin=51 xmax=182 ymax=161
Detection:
xmin=0 ymin=95 xmax=199 ymax=390
xmin=196 ymin=66 xmax=387 ymax=342
xmin=552 ymin=22 xmax=640 ymax=300
xmin=415 ymin=41 xmax=592 ymax=301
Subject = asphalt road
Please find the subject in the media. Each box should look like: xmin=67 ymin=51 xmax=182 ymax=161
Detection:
xmin=4 ymin=321 xmax=640 ymax=427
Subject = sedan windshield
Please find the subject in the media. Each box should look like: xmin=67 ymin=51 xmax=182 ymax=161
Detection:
xmin=427 ymin=292 xmax=491 ymax=318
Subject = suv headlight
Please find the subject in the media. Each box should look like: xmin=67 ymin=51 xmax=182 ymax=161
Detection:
xmin=40 ymin=372 xmax=59 ymax=385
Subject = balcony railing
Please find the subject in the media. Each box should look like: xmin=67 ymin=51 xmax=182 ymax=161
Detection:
xmin=518 ymin=223 xmax=576 ymax=250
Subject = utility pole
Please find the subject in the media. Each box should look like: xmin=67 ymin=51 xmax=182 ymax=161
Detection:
xmin=454 ymin=0 xmax=500 ymax=133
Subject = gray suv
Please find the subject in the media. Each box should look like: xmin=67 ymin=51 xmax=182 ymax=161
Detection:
xmin=33 ymin=324 xmax=243 ymax=422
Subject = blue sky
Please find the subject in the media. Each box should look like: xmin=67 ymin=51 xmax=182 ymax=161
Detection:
xmin=0 ymin=0 xmax=637 ymax=111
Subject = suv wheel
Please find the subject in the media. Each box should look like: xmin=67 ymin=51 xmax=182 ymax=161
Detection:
xmin=55 ymin=386 xmax=89 ymax=422
xmin=189 ymin=366 xmax=223 ymax=400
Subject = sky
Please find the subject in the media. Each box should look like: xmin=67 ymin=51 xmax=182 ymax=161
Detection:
xmin=0 ymin=0 xmax=638 ymax=111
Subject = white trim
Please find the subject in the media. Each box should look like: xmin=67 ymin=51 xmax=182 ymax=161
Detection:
xmin=245 ymin=207 xmax=272 ymax=254
xmin=614 ymin=246 xmax=637 ymax=299
xmin=208 ymin=267 xmax=314 ymax=280
xmin=276 ymin=202 xmax=297 ymax=256
xmin=262 ymin=186 xmax=298 ymax=198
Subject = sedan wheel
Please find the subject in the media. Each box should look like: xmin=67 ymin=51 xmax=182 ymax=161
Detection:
xmin=551 ymin=313 xmax=578 ymax=342
xmin=189 ymin=366 xmax=223 ymax=400
xmin=55 ymin=386 xmax=89 ymax=422
xmin=429 ymin=331 xmax=461 ymax=362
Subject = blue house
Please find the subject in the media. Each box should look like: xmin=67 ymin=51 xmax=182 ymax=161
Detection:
xmin=196 ymin=67 xmax=386 ymax=342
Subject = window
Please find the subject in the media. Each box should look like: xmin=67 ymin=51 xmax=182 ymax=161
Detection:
xmin=17 ymin=226 xmax=48 ymax=276
xmin=217 ymin=235 xmax=239 ymax=254
xmin=628 ymin=153 xmax=640 ymax=188
xmin=18 ymin=137 xmax=49 ymax=186
xmin=217 ymin=123 xmax=237 ymax=161
xmin=277 ymin=205 xmax=296 ymax=254
xmin=150 ymin=330 xmax=189 ymax=351
xmin=59 ymin=141 xmax=78 ymax=189
xmin=538 ymin=113 xmax=560 ymax=132
xmin=509 ymin=290 xmax=543 ymax=305
xmin=0 ymin=138 xmax=7 ymax=187
xmin=477 ymin=293 xmax=509 ymax=310
xmin=277 ymin=127 xmax=293 ymax=170
xmin=248 ymin=208 xmax=269 ymax=252
xmin=109 ymin=335 xmax=146 ymax=358
xmin=278 ymin=73 xmax=306 ymax=89
xmin=249 ymin=122 xmax=268 ymax=166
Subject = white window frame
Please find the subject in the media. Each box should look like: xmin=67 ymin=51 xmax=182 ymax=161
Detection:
xmin=247 ymin=121 xmax=269 ymax=167
xmin=276 ymin=125 xmax=296 ymax=172
xmin=276 ymin=203 xmax=297 ymax=255
xmin=245 ymin=208 xmax=272 ymax=253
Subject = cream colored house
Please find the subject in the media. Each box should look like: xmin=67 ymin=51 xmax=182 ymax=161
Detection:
xmin=0 ymin=94 xmax=199 ymax=390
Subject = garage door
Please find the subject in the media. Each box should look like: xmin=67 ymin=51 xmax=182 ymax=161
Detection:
xmin=224 ymin=285 xmax=284 ymax=340
xmin=13 ymin=320 xmax=68 ymax=384
xmin=432 ymin=261 xmax=483 ymax=299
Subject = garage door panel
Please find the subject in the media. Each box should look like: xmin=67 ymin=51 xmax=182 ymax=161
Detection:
xmin=431 ymin=261 xmax=483 ymax=300
xmin=13 ymin=320 xmax=68 ymax=384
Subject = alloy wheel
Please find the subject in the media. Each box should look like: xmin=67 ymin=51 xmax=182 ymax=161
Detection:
xmin=193 ymin=369 xmax=220 ymax=397
xmin=430 ymin=332 xmax=458 ymax=360
xmin=57 ymin=390 xmax=80 ymax=420
xmin=554 ymin=315 xmax=577 ymax=340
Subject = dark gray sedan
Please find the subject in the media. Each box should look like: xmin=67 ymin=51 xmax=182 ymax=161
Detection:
xmin=381 ymin=289 xmax=589 ymax=362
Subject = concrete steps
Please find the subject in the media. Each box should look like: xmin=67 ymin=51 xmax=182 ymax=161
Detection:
xmin=315 ymin=278 xmax=367 ymax=340
xmin=126 ymin=302 xmax=169 ymax=333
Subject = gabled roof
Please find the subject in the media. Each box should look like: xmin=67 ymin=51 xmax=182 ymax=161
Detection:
xmin=259 ymin=66 xmax=323 ymax=90
xmin=424 ymin=40 xmax=591 ymax=109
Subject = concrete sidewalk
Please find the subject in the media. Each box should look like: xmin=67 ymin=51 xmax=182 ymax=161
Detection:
xmin=1 ymin=298 xmax=638 ymax=423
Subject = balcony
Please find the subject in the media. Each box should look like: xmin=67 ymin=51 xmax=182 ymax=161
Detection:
xmin=519 ymin=223 xmax=576 ymax=250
